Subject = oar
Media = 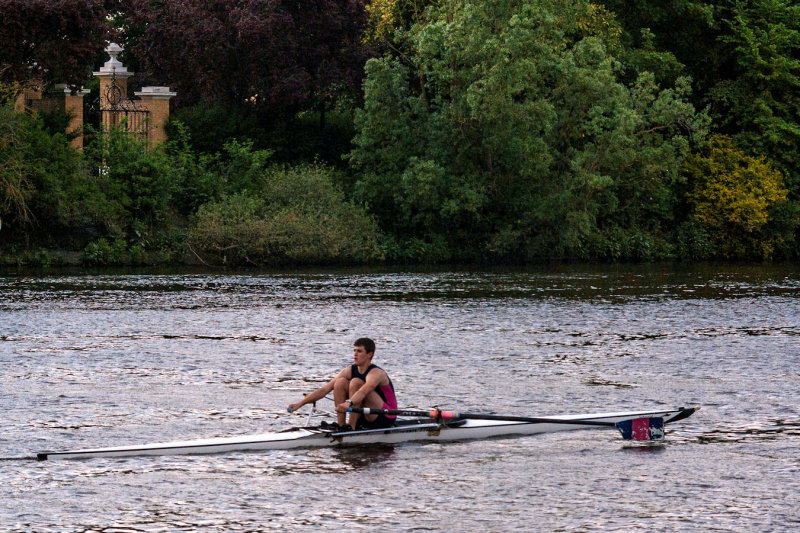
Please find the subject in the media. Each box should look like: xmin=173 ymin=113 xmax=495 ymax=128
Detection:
xmin=348 ymin=407 xmax=665 ymax=441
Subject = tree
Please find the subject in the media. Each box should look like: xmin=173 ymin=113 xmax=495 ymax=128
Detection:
xmin=599 ymin=1 xmax=717 ymax=87
xmin=121 ymin=0 xmax=371 ymax=119
xmin=684 ymin=135 xmax=788 ymax=258
xmin=349 ymin=0 xmax=707 ymax=261
xmin=82 ymin=126 xmax=180 ymax=244
xmin=597 ymin=0 xmax=800 ymax=257
xmin=708 ymin=0 xmax=800 ymax=189
xmin=0 ymin=103 xmax=98 ymax=245
xmin=0 ymin=0 xmax=110 ymax=87
xmin=364 ymin=0 xmax=438 ymax=43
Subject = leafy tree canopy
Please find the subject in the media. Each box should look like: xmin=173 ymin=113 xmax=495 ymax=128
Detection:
xmin=349 ymin=0 xmax=707 ymax=262
xmin=601 ymin=1 xmax=800 ymax=191
xmin=709 ymin=0 xmax=800 ymax=189
xmin=0 ymin=102 xmax=96 ymax=245
xmin=0 ymin=0 xmax=110 ymax=87
xmin=365 ymin=0 xmax=437 ymax=43
xmin=121 ymin=0 xmax=372 ymax=118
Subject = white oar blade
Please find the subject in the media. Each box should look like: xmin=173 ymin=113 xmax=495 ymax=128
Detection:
xmin=615 ymin=417 xmax=665 ymax=441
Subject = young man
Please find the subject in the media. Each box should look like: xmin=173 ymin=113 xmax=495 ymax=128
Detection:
xmin=287 ymin=337 xmax=397 ymax=431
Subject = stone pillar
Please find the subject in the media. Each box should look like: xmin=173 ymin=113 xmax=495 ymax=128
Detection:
xmin=62 ymin=85 xmax=91 ymax=149
xmin=135 ymin=86 xmax=177 ymax=146
xmin=13 ymin=91 xmax=26 ymax=113
xmin=14 ymin=82 xmax=42 ymax=113
xmin=92 ymin=43 xmax=133 ymax=129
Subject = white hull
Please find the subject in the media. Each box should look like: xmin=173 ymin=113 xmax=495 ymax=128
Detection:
xmin=37 ymin=406 xmax=698 ymax=460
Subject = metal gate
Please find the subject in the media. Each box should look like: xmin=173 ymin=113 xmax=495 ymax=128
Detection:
xmin=99 ymin=73 xmax=149 ymax=139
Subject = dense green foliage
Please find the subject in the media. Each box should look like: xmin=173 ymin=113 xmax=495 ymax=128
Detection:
xmin=605 ymin=1 xmax=800 ymax=188
xmin=0 ymin=102 xmax=381 ymax=266
xmin=709 ymin=1 xmax=800 ymax=190
xmin=0 ymin=105 xmax=93 ymax=245
xmin=602 ymin=0 xmax=800 ymax=258
xmin=188 ymin=163 xmax=383 ymax=266
xmin=83 ymin=128 xmax=178 ymax=243
xmin=2 ymin=0 xmax=799 ymax=265
xmin=349 ymin=0 xmax=707 ymax=261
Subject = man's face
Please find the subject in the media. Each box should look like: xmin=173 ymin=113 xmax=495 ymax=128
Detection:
xmin=353 ymin=345 xmax=371 ymax=366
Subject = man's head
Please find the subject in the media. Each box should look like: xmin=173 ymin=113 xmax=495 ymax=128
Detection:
xmin=353 ymin=337 xmax=376 ymax=360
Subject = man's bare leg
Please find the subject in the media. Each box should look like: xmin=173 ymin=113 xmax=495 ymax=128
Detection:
xmin=347 ymin=378 xmax=365 ymax=429
xmin=347 ymin=379 xmax=387 ymax=429
xmin=333 ymin=376 xmax=349 ymax=426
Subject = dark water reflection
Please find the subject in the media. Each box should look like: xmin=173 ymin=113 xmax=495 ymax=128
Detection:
xmin=1 ymin=264 xmax=799 ymax=531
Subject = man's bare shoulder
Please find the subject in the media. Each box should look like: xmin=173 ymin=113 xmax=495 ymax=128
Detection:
xmin=366 ymin=366 xmax=389 ymax=384
xmin=336 ymin=365 xmax=353 ymax=379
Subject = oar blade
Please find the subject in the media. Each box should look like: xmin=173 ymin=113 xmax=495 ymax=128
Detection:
xmin=615 ymin=417 xmax=665 ymax=441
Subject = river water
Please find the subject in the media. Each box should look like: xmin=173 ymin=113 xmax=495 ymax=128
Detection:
xmin=1 ymin=264 xmax=798 ymax=531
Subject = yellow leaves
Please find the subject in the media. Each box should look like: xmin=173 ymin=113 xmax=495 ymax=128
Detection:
xmin=685 ymin=135 xmax=787 ymax=257
xmin=365 ymin=0 xmax=404 ymax=42
xmin=581 ymin=3 xmax=622 ymax=39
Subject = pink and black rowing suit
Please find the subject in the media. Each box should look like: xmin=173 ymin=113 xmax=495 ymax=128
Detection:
xmin=351 ymin=364 xmax=397 ymax=429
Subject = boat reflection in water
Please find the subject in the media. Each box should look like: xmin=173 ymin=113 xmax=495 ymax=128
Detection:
xmin=332 ymin=444 xmax=396 ymax=470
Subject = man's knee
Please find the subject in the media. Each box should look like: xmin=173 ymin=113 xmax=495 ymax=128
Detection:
xmin=334 ymin=376 xmax=349 ymax=392
xmin=348 ymin=378 xmax=364 ymax=396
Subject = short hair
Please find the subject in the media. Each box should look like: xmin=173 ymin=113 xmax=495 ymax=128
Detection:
xmin=354 ymin=337 xmax=376 ymax=355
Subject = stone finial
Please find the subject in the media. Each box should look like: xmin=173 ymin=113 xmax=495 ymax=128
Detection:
xmin=93 ymin=42 xmax=133 ymax=78
xmin=107 ymin=42 xmax=123 ymax=57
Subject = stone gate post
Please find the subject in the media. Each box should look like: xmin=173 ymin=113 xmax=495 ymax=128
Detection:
xmin=135 ymin=87 xmax=177 ymax=146
xmin=92 ymin=43 xmax=133 ymax=130
xmin=62 ymin=85 xmax=91 ymax=149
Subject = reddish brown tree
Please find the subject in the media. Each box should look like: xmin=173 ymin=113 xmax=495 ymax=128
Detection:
xmin=0 ymin=0 xmax=111 ymax=86
xmin=122 ymin=0 xmax=371 ymax=117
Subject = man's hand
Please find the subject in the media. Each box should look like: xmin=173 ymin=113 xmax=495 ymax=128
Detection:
xmin=336 ymin=400 xmax=352 ymax=413
xmin=287 ymin=402 xmax=303 ymax=413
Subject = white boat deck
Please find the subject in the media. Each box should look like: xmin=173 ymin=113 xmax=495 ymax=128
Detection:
xmin=37 ymin=406 xmax=699 ymax=460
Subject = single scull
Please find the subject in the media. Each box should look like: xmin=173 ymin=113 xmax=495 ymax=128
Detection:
xmin=36 ymin=406 xmax=699 ymax=460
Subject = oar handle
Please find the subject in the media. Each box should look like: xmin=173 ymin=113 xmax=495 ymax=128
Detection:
xmin=347 ymin=407 xmax=617 ymax=427
xmin=348 ymin=407 xmax=460 ymax=419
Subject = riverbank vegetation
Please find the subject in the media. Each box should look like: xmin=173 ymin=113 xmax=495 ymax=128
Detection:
xmin=1 ymin=0 xmax=798 ymax=266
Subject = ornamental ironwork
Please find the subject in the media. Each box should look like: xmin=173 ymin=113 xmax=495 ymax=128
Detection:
xmin=99 ymin=71 xmax=149 ymax=139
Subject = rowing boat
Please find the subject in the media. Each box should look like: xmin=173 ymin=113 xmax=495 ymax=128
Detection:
xmin=36 ymin=406 xmax=698 ymax=460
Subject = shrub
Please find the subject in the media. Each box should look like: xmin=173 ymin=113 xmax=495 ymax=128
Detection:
xmin=83 ymin=126 xmax=179 ymax=244
xmin=0 ymin=103 xmax=95 ymax=246
xmin=166 ymin=102 xmax=266 ymax=155
xmin=684 ymin=135 xmax=788 ymax=259
xmin=83 ymin=238 xmax=128 ymax=265
xmin=188 ymin=163 xmax=384 ymax=265
xmin=163 ymin=122 xmax=223 ymax=217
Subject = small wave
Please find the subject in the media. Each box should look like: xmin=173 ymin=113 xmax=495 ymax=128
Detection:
xmin=694 ymin=420 xmax=800 ymax=444
xmin=696 ymin=326 xmax=800 ymax=338
xmin=583 ymin=379 xmax=638 ymax=389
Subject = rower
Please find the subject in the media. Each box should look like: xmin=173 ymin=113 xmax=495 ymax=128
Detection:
xmin=287 ymin=337 xmax=398 ymax=431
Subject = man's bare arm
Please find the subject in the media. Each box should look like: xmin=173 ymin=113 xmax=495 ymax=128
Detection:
xmin=349 ymin=368 xmax=386 ymax=405
xmin=288 ymin=367 xmax=349 ymax=411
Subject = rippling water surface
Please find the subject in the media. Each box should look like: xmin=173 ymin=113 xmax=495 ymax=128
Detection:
xmin=1 ymin=264 xmax=799 ymax=531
